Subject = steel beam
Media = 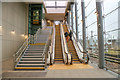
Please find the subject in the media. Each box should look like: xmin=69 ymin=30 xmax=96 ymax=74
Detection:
xmin=96 ymin=0 xmax=104 ymax=69
xmin=75 ymin=2 xmax=78 ymax=41
xmin=81 ymin=0 xmax=87 ymax=52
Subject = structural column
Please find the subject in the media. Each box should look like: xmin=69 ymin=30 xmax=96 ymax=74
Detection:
xmin=81 ymin=0 xmax=87 ymax=52
xmin=75 ymin=2 xmax=78 ymax=41
xmin=96 ymin=0 xmax=104 ymax=69
xmin=68 ymin=11 xmax=70 ymax=27
xmin=70 ymin=3 xmax=74 ymax=31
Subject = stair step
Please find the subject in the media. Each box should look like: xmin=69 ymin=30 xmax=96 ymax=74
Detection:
xmin=26 ymin=49 xmax=44 ymax=51
xmin=24 ymin=53 xmax=43 ymax=56
xmin=19 ymin=61 xmax=45 ymax=64
xmin=22 ymin=56 xmax=43 ymax=58
xmin=55 ymin=59 xmax=63 ymax=61
xmin=17 ymin=64 xmax=45 ymax=67
xmin=25 ymin=51 xmax=43 ymax=53
xmin=15 ymin=67 xmax=45 ymax=70
xmin=21 ymin=58 xmax=44 ymax=61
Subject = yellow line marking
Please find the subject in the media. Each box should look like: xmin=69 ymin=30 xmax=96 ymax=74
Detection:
xmin=30 ymin=43 xmax=46 ymax=45
xmin=48 ymin=64 xmax=93 ymax=70
xmin=15 ymin=67 xmax=45 ymax=70
xmin=55 ymin=57 xmax=62 ymax=58
xmin=55 ymin=59 xmax=63 ymax=60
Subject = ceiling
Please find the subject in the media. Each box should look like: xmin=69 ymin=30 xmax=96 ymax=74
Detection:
xmin=44 ymin=0 xmax=68 ymax=20
xmin=45 ymin=13 xmax=65 ymax=21
xmin=2 ymin=0 xmax=69 ymax=21
xmin=44 ymin=1 xmax=68 ymax=13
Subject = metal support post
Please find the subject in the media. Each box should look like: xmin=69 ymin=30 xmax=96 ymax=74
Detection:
xmin=70 ymin=4 xmax=74 ymax=31
xmin=75 ymin=2 xmax=78 ymax=41
xmin=67 ymin=12 xmax=70 ymax=26
xmin=96 ymin=0 xmax=104 ymax=69
xmin=81 ymin=0 xmax=87 ymax=53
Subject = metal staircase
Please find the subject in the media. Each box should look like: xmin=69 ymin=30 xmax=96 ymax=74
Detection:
xmin=14 ymin=29 xmax=51 ymax=70
xmin=15 ymin=45 xmax=45 ymax=70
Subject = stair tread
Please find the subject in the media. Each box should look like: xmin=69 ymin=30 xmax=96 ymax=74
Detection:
xmin=21 ymin=58 xmax=44 ymax=59
xmin=19 ymin=61 xmax=45 ymax=62
xmin=23 ymin=56 xmax=43 ymax=57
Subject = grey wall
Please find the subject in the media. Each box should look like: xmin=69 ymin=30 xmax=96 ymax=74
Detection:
xmin=2 ymin=2 xmax=27 ymax=61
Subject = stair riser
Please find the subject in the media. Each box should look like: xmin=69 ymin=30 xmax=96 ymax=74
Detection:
xmin=25 ymin=51 xmax=43 ymax=53
xmin=21 ymin=59 xmax=44 ymax=61
xmin=26 ymin=50 xmax=44 ymax=51
xmin=22 ymin=56 xmax=43 ymax=58
xmin=24 ymin=54 xmax=43 ymax=56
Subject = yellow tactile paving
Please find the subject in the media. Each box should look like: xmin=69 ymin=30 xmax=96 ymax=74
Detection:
xmin=48 ymin=64 xmax=93 ymax=70
xmin=30 ymin=43 xmax=46 ymax=45
xmin=15 ymin=67 xmax=45 ymax=70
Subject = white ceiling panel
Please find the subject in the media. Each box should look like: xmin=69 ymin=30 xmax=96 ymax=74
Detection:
xmin=46 ymin=8 xmax=66 ymax=13
xmin=44 ymin=1 xmax=68 ymax=13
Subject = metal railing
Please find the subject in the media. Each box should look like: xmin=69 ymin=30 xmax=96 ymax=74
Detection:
xmin=13 ymin=28 xmax=41 ymax=67
xmin=60 ymin=23 xmax=72 ymax=64
xmin=42 ymin=36 xmax=51 ymax=68
xmin=13 ymin=36 xmax=31 ymax=67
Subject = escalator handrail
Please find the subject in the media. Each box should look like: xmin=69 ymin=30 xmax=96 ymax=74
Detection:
xmin=60 ymin=24 xmax=69 ymax=54
xmin=49 ymin=25 xmax=56 ymax=64
xmin=66 ymin=23 xmax=89 ymax=63
xmin=60 ymin=23 xmax=71 ymax=64
xmin=66 ymin=23 xmax=84 ymax=53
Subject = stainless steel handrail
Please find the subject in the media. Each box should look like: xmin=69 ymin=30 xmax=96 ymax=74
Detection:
xmin=13 ymin=28 xmax=41 ymax=67
xmin=13 ymin=36 xmax=31 ymax=67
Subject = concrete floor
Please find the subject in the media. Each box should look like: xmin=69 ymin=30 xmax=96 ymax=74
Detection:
xmin=2 ymin=58 xmax=118 ymax=79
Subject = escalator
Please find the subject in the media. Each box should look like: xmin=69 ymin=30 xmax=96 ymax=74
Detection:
xmin=54 ymin=25 xmax=63 ymax=63
xmin=63 ymin=25 xmax=80 ymax=63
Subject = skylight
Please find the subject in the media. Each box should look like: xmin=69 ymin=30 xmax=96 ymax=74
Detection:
xmin=44 ymin=1 xmax=68 ymax=13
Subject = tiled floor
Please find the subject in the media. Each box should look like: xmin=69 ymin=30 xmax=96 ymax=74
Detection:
xmin=2 ymin=58 xmax=118 ymax=78
xmin=48 ymin=64 xmax=93 ymax=70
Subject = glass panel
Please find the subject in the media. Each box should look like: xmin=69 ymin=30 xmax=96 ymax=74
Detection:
xmin=33 ymin=11 xmax=39 ymax=20
xmin=103 ymin=0 xmax=120 ymax=74
xmin=84 ymin=0 xmax=98 ymax=64
xmin=77 ymin=0 xmax=82 ymax=42
xmin=56 ymin=1 xmax=68 ymax=6
xmin=44 ymin=1 xmax=55 ymax=6
xmin=73 ymin=4 xmax=76 ymax=33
